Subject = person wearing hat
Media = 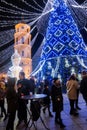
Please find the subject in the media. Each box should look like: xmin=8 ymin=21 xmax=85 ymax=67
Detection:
xmin=51 ymin=78 xmax=65 ymax=128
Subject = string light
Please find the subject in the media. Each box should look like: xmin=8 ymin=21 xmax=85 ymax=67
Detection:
xmin=43 ymin=0 xmax=47 ymax=5
xmin=0 ymin=5 xmax=41 ymax=16
xmin=1 ymin=0 xmax=30 ymax=13
xmin=0 ymin=45 xmax=13 ymax=57
xmin=31 ymin=0 xmax=87 ymax=80
xmin=72 ymin=4 xmax=87 ymax=9
xmin=21 ymin=0 xmax=43 ymax=12
xmin=29 ymin=8 xmax=54 ymax=26
xmin=0 ymin=0 xmax=87 ymax=74
xmin=0 ymin=0 xmax=52 ymax=28
xmin=84 ymin=27 xmax=87 ymax=31
xmin=0 ymin=6 xmax=29 ymax=15
xmin=0 ymin=63 xmax=12 ymax=73
xmin=0 ymin=30 xmax=14 ymax=46
xmin=31 ymin=60 xmax=45 ymax=76
xmin=0 ymin=0 xmax=48 ymax=73
xmin=0 ymin=14 xmax=31 ymax=19
xmin=76 ymin=56 xmax=87 ymax=69
xmin=0 ymin=20 xmax=31 ymax=27
xmin=67 ymin=0 xmax=87 ymax=29
xmin=32 ymin=0 xmax=44 ymax=10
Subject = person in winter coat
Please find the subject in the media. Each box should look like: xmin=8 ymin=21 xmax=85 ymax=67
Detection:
xmin=74 ymin=75 xmax=81 ymax=110
xmin=51 ymin=78 xmax=65 ymax=128
xmin=0 ymin=78 xmax=7 ymax=120
xmin=80 ymin=71 xmax=87 ymax=105
xmin=66 ymin=75 xmax=79 ymax=116
xmin=16 ymin=71 xmax=31 ymax=127
xmin=43 ymin=84 xmax=53 ymax=117
xmin=6 ymin=77 xmax=18 ymax=130
xmin=16 ymin=80 xmax=28 ymax=128
xmin=71 ymin=74 xmax=81 ymax=110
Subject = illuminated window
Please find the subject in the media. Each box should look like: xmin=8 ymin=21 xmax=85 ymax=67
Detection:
xmin=27 ymin=29 xmax=29 ymax=32
xmin=21 ymin=37 xmax=24 ymax=44
xmin=28 ymin=38 xmax=29 ymax=44
xmin=22 ymin=51 xmax=24 ymax=57
xmin=21 ymin=62 xmax=23 ymax=65
xmin=16 ymin=38 xmax=18 ymax=44
xmin=21 ymin=26 xmax=24 ymax=29
xmin=17 ymin=28 xmax=19 ymax=32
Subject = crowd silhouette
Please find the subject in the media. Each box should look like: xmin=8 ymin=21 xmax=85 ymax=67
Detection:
xmin=0 ymin=71 xmax=87 ymax=130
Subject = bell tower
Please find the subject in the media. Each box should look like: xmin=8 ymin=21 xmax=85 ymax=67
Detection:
xmin=14 ymin=23 xmax=32 ymax=78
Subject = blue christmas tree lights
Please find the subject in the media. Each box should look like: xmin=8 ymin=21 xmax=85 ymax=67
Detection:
xmin=32 ymin=0 xmax=87 ymax=87
xmin=41 ymin=0 xmax=87 ymax=60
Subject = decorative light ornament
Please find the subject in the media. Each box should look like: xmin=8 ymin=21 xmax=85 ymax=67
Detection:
xmin=71 ymin=67 xmax=75 ymax=75
xmin=58 ymin=74 xmax=62 ymax=82
xmin=78 ymin=73 xmax=82 ymax=81
xmin=76 ymin=56 xmax=87 ymax=69
xmin=65 ymin=58 xmax=70 ymax=68
xmin=7 ymin=50 xmax=22 ymax=79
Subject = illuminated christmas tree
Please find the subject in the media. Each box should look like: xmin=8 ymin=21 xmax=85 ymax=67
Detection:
xmin=32 ymin=0 xmax=87 ymax=89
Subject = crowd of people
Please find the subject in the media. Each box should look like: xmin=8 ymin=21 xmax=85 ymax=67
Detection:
xmin=0 ymin=71 xmax=87 ymax=130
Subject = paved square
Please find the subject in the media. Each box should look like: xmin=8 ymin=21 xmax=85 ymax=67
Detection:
xmin=0 ymin=94 xmax=87 ymax=130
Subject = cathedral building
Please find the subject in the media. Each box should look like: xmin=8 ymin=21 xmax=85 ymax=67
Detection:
xmin=14 ymin=23 xmax=32 ymax=78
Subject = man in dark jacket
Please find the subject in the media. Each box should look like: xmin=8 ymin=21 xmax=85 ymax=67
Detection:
xmin=6 ymin=77 xmax=18 ymax=130
xmin=80 ymin=71 xmax=87 ymax=104
xmin=51 ymin=78 xmax=65 ymax=128
xmin=16 ymin=72 xmax=31 ymax=127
